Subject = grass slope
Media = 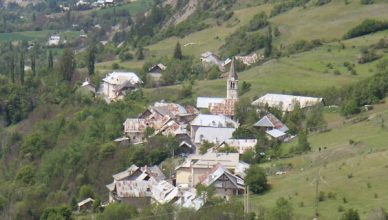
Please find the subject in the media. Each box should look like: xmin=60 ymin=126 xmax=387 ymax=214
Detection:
xmin=271 ymin=0 xmax=388 ymax=45
xmin=248 ymin=101 xmax=388 ymax=219
xmin=144 ymin=30 xmax=388 ymax=102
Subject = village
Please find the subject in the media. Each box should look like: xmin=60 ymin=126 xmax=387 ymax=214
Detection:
xmin=76 ymin=55 xmax=323 ymax=213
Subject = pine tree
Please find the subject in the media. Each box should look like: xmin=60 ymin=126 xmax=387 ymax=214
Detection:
xmin=30 ymin=49 xmax=36 ymax=77
xmin=137 ymin=46 xmax=144 ymax=60
xmin=10 ymin=54 xmax=15 ymax=83
xmin=19 ymin=52 xmax=25 ymax=84
xmin=87 ymin=45 xmax=96 ymax=76
xmin=59 ymin=47 xmax=76 ymax=81
xmin=264 ymin=25 xmax=272 ymax=57
xmin=173 ymin=41 xmax=183 ymax=60
xmin=48 ymin=50 xmax=53 ymax=70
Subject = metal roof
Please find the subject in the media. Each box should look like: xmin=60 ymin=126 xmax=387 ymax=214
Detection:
xmin=254 ymin=113 xmax=289 ymax=132
xmin=252 ymin=93 xmax=323 ymax=111
xmin=102 ymin=71 xmax=142 ymax=85
xmin=196 ymin=97 xmax=225 ymax=109
xmin=77 ymin=198 xmax=94 ymax=207
xmin=174 ymin=189 xmax=205 ymax=211
xmin=194 ymin=127 xmax=235 ymax=144
xmin=191 ymin=114 xmax=238 ymax=128
xmin=176 ymin=152 xmax=240 ymax=170
xmin=266 ymin=129 xmax=287 ymax=138
xmin=151 ymin=180 xmax=179 ymax=204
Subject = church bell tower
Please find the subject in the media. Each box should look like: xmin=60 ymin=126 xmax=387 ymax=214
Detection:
xmin=227 ymin=58 xmax=238 ymax=100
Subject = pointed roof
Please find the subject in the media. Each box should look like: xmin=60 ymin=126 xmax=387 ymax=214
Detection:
xmin=229 ymin=58 xmax=238 ymax=80
xmin=254 ymin=113 xmax=289 ymax=132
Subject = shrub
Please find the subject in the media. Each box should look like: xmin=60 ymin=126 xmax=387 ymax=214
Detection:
xmin=341 ymin=209 xmax=360 ymax=220
xmin=344 ymin=19 xmax=388 ymax=39
xmin=247 ymin=12 xmax=268 ymax=31
xmin=316 ymin=0 xmax=331 ymax=6
xmin=245 ymin=165 xmax=269 ymax=194
xmin=318 ymin=191 xmax=326 ymax=202
xmin=360 ymin=0 xmax=374 ymax=4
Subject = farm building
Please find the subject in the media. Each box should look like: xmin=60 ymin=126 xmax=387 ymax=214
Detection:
xmin=99 ymin=71 xmax=142 ymax=102
xmin=251 ymin=93 xmax=323 ymax=112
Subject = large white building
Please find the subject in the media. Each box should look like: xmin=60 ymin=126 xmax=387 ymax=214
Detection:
xmin=100 ymin=71 xmax=142 ymax=102
xmin=252 ymin=93 xmax=323 ymax=112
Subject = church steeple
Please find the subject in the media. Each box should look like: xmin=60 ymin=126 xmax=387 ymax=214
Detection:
xmin=227 ymin=58 xmax=238 ymax=100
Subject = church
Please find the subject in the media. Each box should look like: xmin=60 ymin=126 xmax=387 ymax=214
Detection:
xmin=196 ymin=58 xmax=239 ymax=117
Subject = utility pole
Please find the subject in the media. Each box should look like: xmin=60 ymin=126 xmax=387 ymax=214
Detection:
xmin=315 ymin=171 xmax=320 ymax=218
xmin=244 ymin=185 xmax=247 ymax=214
xmin=247 ymin=185 xmax=250 ymax=213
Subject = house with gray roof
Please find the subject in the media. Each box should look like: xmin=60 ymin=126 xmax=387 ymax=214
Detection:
xmin=254 ymin=113 xmax=289 ymax=140
xmin=190 ymin=114 xmax=238 ymax=145
xmin=198 ymin=164 xmax=245 ymax=200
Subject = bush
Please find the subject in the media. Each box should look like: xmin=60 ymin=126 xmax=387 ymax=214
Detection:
xmin=316 ymin=0 xmax=331 ymax=6
xmin=245 ymin=165 xmax=268 ymax=194
xmin=287 ymin=39 xmax=322 ymax=54
xmin=360 ymin=0 xmax=374 ymax=4
xmin=247 ymin=12 xmax=268 ymax=31
xmin=40 ymin=206 xmax=72 ymax=220
xmin=344 ymin=19 xmax=388 ymax=39
xmin=97 ymin=203 xmax=137 ymax=220
xmin=341 ymin=209 xmax=360 ymax=220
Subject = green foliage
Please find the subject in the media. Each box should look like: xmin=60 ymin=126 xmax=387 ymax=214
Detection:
xmin=15 ymin=165 xmax=35 ymax=185
xmin=284 ymin=103 xmax=305 ymax=134
xmin=130 ymin=135 xmax=179 ymax=165
xmin=79 ymin=185 xmax=94 ymax=200
xmin=316 ymin=0 xmax=331 ymax=6
xmin=239 ymin=81 xmax=251 ymax=96
xmin=241 ymin=149 xmax=256 ymax=164
xmin=97 ymin=203 xmax=138 ymax=220
xmin=293 ymin=130 xmax=311 ymax=153
xmin=218 ymin=145 xmax=238 ymax=153
xmin=173 ymin=41 xmax=183 ymax=60
xmin=306 ymin=106 xmax=327 ymax=132
xmin=357 ymin=48 xmax=380 ymax=64
xmin=59 ymin=47 xmax=76 ymax=81
xmin=360 ymin=0 xmax=374 ymax=4
xmin=264 ymin=25 xmax=273 ymax=57
xmin=245 ymin=165 xmax=268 ymax=194
xmin=221 ymin=27 xmax=266 ymax=57
xmin=341 ymin=98 xmax=360 ymax=116
xmin=341 ymin=209 xmax=360 ymax=220
xmin=232 ymin=126 xmax=256 ymax=139
xmin=160 ymin=56 xmax=203 ymax=85
xmin=234 ymin=97 xmax=258 ymax=125
xmin=270 ymin=197 xmax=294 ymax=220
xmin=247 ymin=12 xmax=268 ymax=32
xmin=287 ymin=39 xmax=322 ymax=54
xmin=0 ymin=83 xmax=34 ymax=125
xmin=270 ymin=0 xmax=310 ymax=17
xmin=344 ymin=19 xmax=388 ymax=39
xmin=40 ymin=206 xmax=72 ymax=220
xmin=179 ymin=82 xmax=193 ymax=99
xmin=87 ymin=45 xmax=96 ymax=75
xmin=199 ymin=140 xmax=215 ymax=154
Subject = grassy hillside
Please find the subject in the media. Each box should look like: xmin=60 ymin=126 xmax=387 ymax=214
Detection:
xmin=248 ymin=101 xmax=388 ymax=219
xmin=271 ymin=0 xmax=388 ymax=45
xmin=0 ymin=30 xmax=80 ymax=42
xmin=143 ymin=29 xmax=388 ymax=102
xmin=100 ymin=0 xmax=388 ymax=103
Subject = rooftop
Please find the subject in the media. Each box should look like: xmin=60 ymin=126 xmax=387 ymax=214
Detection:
xmin=191 ymin=114 xmax=238 ymax=128
xmin=102 ymin=71 xmax=142 ymax=86
xmin=196 ymin=97 xmax=225 ymax=109
xmin=254 ymin=113 xmax=289 ymax=132
xmin=252 ymin=93 xmax=323 ymax=112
